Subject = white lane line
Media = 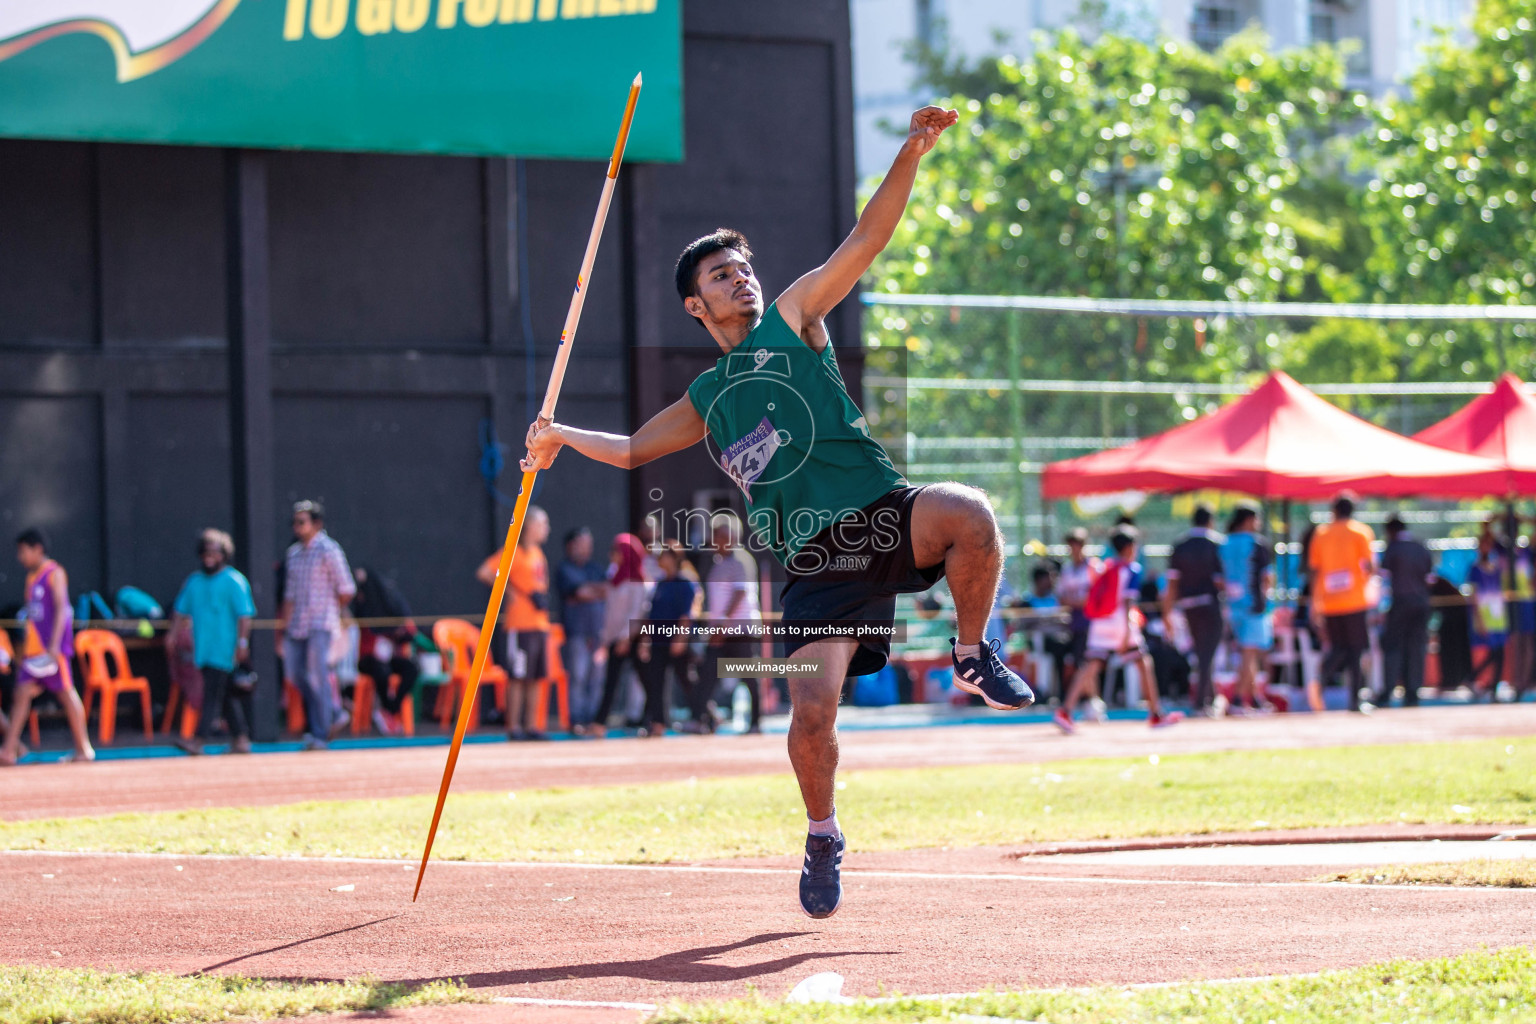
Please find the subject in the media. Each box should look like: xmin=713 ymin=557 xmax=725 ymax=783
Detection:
xmin=492 ymin=995 xmax=655 ymax=1011
xmin=4 ymin=847 xmax=1534 ymax=894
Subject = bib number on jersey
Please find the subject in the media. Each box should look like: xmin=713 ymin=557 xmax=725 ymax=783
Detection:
xmin=721 ymin=417 xmax=781 ymax=499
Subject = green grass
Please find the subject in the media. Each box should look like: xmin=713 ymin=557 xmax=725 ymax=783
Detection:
xmin=646 ymin=946 xmax=1536 ymax=1023
xmin=1322 ymin=858 xmax=1536 ymax=888
xmin=0 ymin=966 xmax=476 ymax=1024
xmin=2 ymin=739 xmax=1533 ymax=864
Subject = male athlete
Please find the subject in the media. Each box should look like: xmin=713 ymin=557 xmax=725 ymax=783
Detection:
xmin=523 ymin=106 xmax=1032 ymax=918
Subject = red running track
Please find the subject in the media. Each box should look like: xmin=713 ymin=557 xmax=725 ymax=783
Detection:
xmin=4 ymin=705 xmax=1534 ymax=821
xmin=3 ymin=846 xmax=1535 ymax=1014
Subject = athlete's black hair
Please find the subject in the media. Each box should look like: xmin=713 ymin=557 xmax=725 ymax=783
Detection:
xmin=674 ymin=229 xmax=753 ymax=326
xmin=14 ymin=527 xmax=48 ymax=552
xmin=1109 ymin=527 xmax=1139 ymax=554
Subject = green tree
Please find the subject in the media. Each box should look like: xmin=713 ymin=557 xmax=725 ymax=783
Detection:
xmin=869 ymin=27 xmax=1357 ymax=391
xmin=1353 ymin=0 xmax=1536 ymax=380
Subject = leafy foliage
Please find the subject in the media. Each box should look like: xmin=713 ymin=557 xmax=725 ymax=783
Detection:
xmin=870 ymin=27 xmax=1357 ymax=384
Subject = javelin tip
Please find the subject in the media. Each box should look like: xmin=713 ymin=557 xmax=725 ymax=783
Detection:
xmin=633 ymin=71 xmax=642 ymax=86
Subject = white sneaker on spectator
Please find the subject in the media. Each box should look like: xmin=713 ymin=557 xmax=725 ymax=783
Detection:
xmin=1087 ymin=697 xmax=1108 ymax=723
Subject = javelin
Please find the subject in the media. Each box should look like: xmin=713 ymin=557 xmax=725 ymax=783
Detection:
xmin=413 ymin=73 xmax=642 ymax=901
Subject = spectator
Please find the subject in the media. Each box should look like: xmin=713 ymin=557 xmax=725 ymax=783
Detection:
xmin=166 ymin=529 xmax=257 ymax=755
xmin=479 ymin=506 xmax=551 ymax=741
xmin=0 ymin=528 xmax=94 ymax=765
xmin=351 ymin=566 xmax=417 ymax=735
xmin=699 ymin=514 xmax=763 ymax=734
xmin=637 ymin=542 xmax=697 ymax=736
xmin=1220 ymin=505 xmax=1275 ymax=713
xmin=280 ymin=500 xmax=356 ymax=749
xmin=1507 ymin=520 xmax=1536 ymax=701
xmin=1377 ymin=515 xmax=1432 ymax=708
xmin=1057 ymin=527 xmax=1098 ymax=688
xmin=1430 ymin=570 xmax=1473 ymax=691
xmin=590 ymin=532 xmax=651 ymax=737
xmin=1163 ymin=505 xmax=1225 ymax=714
xmin=638 ymin=515 xmax=666 ymax=583
xmin=1467 ymin=527 xmax=1508 ymax=699
xmin=1306 ymin=493 xmax=1376 ymax=712
xmin=556 ymin=527 xmax=607 ymax=735
xmin=1021 ymin=565 xmax=1072 ymax=695
xmin=1054 ymin=527 xmax=1182 ymax=732
xmin=0 ymin=628 xmax=12 ymax=737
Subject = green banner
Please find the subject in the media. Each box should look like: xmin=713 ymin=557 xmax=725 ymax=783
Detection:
xmin=0 ymin=0 xmax=681 ymax=160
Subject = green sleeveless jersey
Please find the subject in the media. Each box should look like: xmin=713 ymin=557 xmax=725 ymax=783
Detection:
xmin=686 ymin=303 xmax=906 ymax=564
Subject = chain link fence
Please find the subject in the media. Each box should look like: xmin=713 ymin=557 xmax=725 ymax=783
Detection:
xmin=860 ymin=293 xmax=1536 ymax=565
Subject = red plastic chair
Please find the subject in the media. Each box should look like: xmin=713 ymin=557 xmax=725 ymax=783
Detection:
xmin=75 ymin=630 xmax=153 ymax=745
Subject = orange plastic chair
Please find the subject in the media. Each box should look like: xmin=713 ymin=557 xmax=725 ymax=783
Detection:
xmin=75 ymin=629 xmax=152 ymax=745
xmin=432 ymin=619 xmax=508 ymax=729
xmin=158 ymin=682 xmax=199 ymax=739
xmin=352 ymin=672 xmax=415 ymax=736
xmin=530 ymin=623 xmax=571 ymax=734
xmin=0 ymin=631 xmax=40 ymax=746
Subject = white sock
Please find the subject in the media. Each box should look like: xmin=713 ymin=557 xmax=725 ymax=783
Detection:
xmin=954 ymin=641 xmax=982 ymax=659
xmin=808 ymin=811 xmax=841 ymax=838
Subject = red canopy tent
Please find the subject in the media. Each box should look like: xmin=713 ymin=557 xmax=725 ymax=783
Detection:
xmin=1413 ymin=372 xmax=1536 ymax=495
xmin=1041 ymin=371 xmax=1508 ymax=500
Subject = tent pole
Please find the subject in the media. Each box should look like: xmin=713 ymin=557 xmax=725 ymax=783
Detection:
xmin=1508 ymin=499 xmax=1518 ymax=599
xmin=1282 ymin=498 xmax=1293 ymax=601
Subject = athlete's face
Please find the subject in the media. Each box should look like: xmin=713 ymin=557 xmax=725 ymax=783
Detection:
xmin=686 ymin=249 xmax=763 ymax=326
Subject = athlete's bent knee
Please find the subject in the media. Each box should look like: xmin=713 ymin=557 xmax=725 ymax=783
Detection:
xmin=788 ymin=691 xmax=839 ymax=736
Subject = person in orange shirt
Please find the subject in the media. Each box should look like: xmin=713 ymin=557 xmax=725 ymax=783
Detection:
xmin=1306 ymin=494 xmax=1378 ymax=713
xmin=478 ymin=505 xmax=551 ymax=741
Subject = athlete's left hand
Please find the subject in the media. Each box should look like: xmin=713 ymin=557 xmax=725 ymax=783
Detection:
xmin=904 ymin=105 xmax=959 ymax=158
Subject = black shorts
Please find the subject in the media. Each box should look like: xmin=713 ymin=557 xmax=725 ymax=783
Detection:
xmin=1324 ymin=611 xmax=1370 ymax=653
xmin=506 ymin=629 xmax=548 ymax=681
xmin=779 ymin=485 xmax=945 ymax=677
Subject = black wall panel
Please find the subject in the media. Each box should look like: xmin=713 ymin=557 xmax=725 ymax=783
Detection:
xmin=272 ymin=395 xmax=491 ymax=616
xmin=0 ymin=397 xmax=103 ymax=598
xmin=0 ymin=142 xmax=96 ymax=347
xmin=99 ymin=146 xmax=227 ymax=345
xmin=651 ymin=38 xmax=840 ymax=344
xmin=268 ymin=152 xmax=487 ymax=348
xmin=0 ymin=1 xmax=855 ymax=657
xmin=523 ymin=159 xmax=628 ymax=359
xmin=126 ymin=395 xmax=232 ymax=607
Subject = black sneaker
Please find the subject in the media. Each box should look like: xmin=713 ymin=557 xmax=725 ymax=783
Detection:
xmin=950 ymin=637 xmax=1035 ymax=710
xmin=799 ymin=833 xmax=845 ymax=919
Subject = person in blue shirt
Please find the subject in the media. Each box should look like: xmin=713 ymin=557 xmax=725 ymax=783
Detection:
xmin=1219 ymin=506 xmax=1275 ymax=713
xmin=555 ymin=527 xmax=608 ymax=734
xmin=167 ymin=529 xmax=257 ymax=755
xmin=636 ymin=542 xmax=698 ymax=737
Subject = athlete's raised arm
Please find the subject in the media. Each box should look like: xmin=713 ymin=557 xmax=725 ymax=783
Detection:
xmin=776 ymin=105 xmax=957 ymax=346
xmin=521 ymin=393 xmax=708 ymax=472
